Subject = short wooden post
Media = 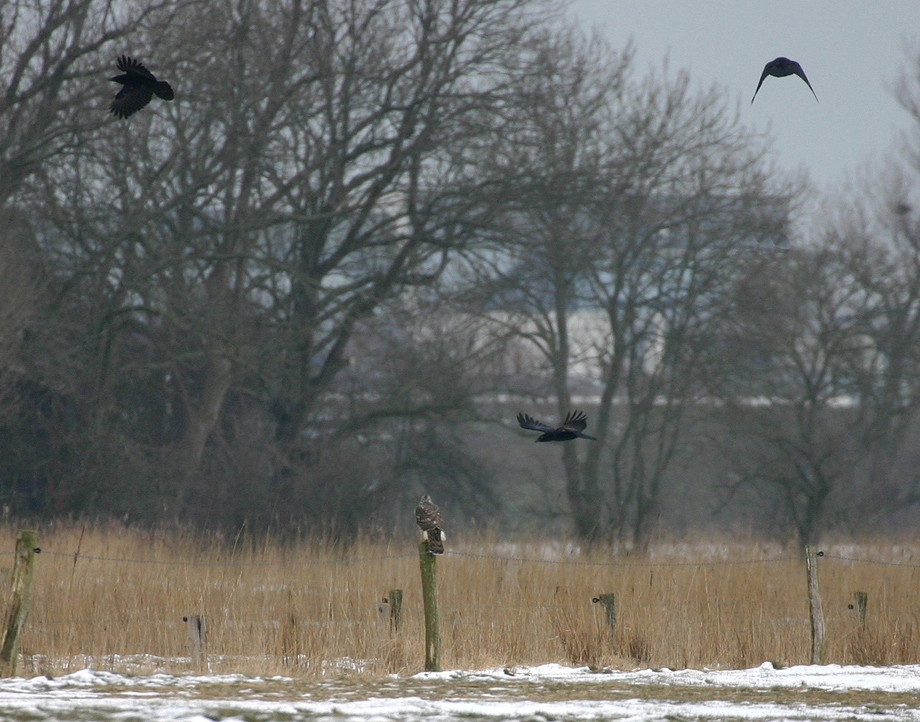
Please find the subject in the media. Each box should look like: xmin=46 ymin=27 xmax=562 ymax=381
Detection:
xmin=418 ymin=541 xmax=441 ymax=671
xmin=851 ymin=591 xmax=868 ymax=628
xmin=804 ymin=546 xmax=826 ymax=665
xmin=184 ymin=615 xmax=207 ymax=670
xmin=0 ymin=530 xmax=38 ymax=677
xmin=594 ymin=593 xmax=616 ymax=639
xmin=377 ymin=597 xmax=391 ymax=628
xmin=388 ymin=588 xmax=403 ymax=634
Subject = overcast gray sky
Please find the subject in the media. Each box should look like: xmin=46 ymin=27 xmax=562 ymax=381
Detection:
xmin=566 ymin=0 xmax=920 ymax=194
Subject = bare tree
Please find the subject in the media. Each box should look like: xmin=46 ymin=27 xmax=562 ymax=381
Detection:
xmin=21 ymin=0 xmax=549 ymax=525
xmin=706 ymin=49 xmax=920 ymax=545
xmin=457 ymin=27 xmax=630 ymax=540
xmin=824 ymin=178 xmax=920 ymax=522
xmin=711 ymin=244 xmax=875 ymax=545
xmin=0 ymin=209 xmax=42 ymax=373
xmin=0 ymin=0 xmax=182 ymax=209
xmin=465 ymin=29 xmax=786 ymax=545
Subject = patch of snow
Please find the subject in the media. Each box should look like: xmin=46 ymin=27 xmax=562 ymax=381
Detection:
xmin=429 ymin=661 xmax=920 ymax=693
xmin=2 ymin=663 xmax=920 ymax=721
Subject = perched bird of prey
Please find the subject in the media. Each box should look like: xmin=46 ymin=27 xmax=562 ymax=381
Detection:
xmin=751 ymin=57 xmax=818 ymax=104
xmin=517 ymin=410 xmax=597 ymax=442
xmin=415 ymin=495 xmax=445 ymax=554
xmin=109 ymin=56 xmax=174 ymax=119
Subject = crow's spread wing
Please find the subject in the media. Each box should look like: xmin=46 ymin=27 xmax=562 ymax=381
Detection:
xmin=517 ymin=413 xmax=556 ymax=434
xmin=561 ymin=410 xmax=588 ymax=432
xmin=751 ymin=63 xmax=771 ymax=104
xmin=789 ymin=61 xmax=819 ymax=101
xmin=117 ymin=55 xmax=157 ymax=81
xmin=110 ymin=84 xmax=153 ymax=119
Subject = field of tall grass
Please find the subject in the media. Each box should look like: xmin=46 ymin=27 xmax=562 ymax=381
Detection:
xmin=3 ymin=523 xmax=919 ymax=677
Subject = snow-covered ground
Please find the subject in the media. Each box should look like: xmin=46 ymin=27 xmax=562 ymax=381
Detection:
xmin=2 ymin=662 xmax=920 ymax=721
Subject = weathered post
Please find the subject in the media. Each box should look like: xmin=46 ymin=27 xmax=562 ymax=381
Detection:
xmin=594 ymin=593 xmax=617 ymax=639
xmin=418 ymin=542 xmax=441 ymax=671
xmin=804 ymin=546 xmax=826 ymax=665
xmin=0 ymin=530 xmax=38 ymax=677
xmin=388 ymin=588 xmax=403 ymax=634
xmin=851 ymin=591 xmax=868 ymax=628
xmin=377 ymin=596 xmax=391 ymax=630
xmin=183 ymin=615 xmax=207 ymax=670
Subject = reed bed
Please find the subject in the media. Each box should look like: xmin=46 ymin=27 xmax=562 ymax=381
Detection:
xmin=3 ymin=524 xmax=919 ymax=677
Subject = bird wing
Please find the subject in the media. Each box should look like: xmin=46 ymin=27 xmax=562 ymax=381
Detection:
xmin=790 ymin=61 xmax=819 ymax=102
xmin=751 ymin=64 xmax=771 ymax=104
xmin=561 ymin=410 xmax=588 ymax=432
xmin=416 ymin=500 xmax=442 ymax=530
xmin=110 ymin=84 xmax=153 ymax=119
xmin=517 ymin=413 xmax=555 ymax=434
xmin=116 ymin=55 xmax=157 ymax=81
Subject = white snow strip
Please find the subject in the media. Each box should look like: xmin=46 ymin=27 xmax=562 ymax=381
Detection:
xmin=0 ymin=663 xmax=918 ymax=721
xmin=417 ymin=660 xmax=920 ymax=693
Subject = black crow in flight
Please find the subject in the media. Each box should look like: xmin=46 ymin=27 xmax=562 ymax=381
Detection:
xmin=751 ymin=57 xmax=818 ymax=104
xmin=109 ymin=56 xmax=174 ymax=119
xmin=517 ymin=410 xmax=597 ymax=442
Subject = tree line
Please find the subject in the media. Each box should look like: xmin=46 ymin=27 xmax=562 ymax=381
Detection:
xmin=2 ymin=0 xmax=920 ymax=548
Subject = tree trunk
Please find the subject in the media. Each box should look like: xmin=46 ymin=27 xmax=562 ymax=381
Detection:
xmin=178 ymin=355 xmax=234 ymax=471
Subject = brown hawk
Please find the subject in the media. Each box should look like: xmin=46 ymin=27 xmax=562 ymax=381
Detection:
xmin=415 ymin=495 xmax=444 ymax=554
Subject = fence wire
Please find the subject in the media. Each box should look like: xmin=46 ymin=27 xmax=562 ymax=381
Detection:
xmin=36 ymin=549 xmax=417 ymax=567
xmin=444 ymin=550 xmax=800 ymax=567
xmin=822 ymin=553 xmax=920 ymax=568
xmin=8 ymin=545 xmax=920 ymax=570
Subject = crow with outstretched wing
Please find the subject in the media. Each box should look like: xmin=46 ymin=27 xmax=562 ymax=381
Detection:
xmin=751 ymin=57 xmax=818 ymax=104
xmin=110 ymin=56 xmax=174 ymax=119
xmin=517 ymin=410 xmax=597 ymax=442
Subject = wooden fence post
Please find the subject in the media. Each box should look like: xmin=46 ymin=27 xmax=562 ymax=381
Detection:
xmin=0 ymin=530 xmax=38 ymax=677
xmin=594 ymin=593 xmax=617 ymax=640
xmin=388 ymin=589 xmax=403 ymax=634
xmin=804 ymin=546 xmax=826 ymax=665
xmin=418 ymin=541 xmax=441 ymax=671
xmin=850 ymin=591 xmax=868 ymax=628
xmin=183 ymin=615 xmax=207 ymax=670
xmin=377 ymin=596 xmax=391 ymax=630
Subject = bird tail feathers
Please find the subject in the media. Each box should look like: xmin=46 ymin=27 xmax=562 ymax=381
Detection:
xmin=154 ymin=81 xmax=175 ymax=100
xmin=426 ymin=528 xmax=444 ymax=554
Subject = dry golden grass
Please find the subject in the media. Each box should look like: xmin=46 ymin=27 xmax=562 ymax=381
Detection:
xmin=3 ymin=523 xmax=920 ymax=678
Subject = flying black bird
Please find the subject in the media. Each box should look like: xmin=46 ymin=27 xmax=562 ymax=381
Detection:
xmin=109 ymin=55 xmax=174 ymax=119
xmin=751 ymin=57 xmax=818 ymax=104
xmin=415 ymin=495 xmax=445 ymax=554
xmin=517 ymin=410 xmax=597 ymax=442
